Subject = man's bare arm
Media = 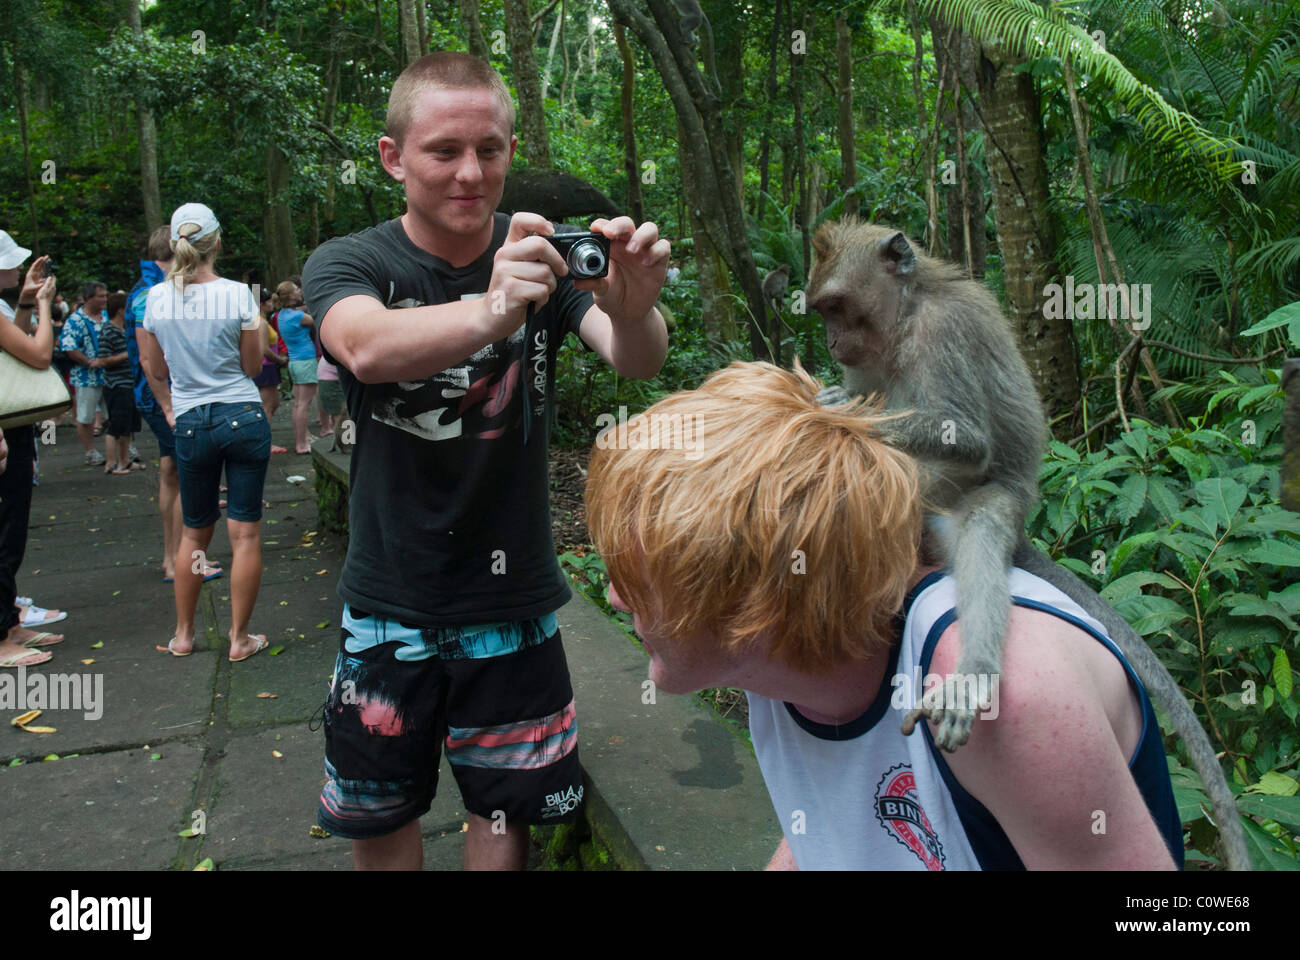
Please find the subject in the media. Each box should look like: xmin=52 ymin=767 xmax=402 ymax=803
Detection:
xmin=320 ymin=213 xmax=577 ymax=384
xmin=577 ymin=303 xmax=667 ymax=380
xmin=320 ymin=294 xmax=501 ymax=385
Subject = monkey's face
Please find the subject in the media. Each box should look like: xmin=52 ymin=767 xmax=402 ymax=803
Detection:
xmin=808 ymin=269 xmax=899 ymax=369
xmin=808 ymin=221 xmax=912 ymax=370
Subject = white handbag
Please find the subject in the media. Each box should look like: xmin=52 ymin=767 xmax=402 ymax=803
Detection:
xmin=0 ymin=349 xmax=72 ymax=428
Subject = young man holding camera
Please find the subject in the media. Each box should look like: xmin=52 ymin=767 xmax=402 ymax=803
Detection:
xmin=302 ymin=52 xmax=667 ymax=871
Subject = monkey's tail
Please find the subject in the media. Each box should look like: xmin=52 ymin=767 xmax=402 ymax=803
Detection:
xmin=1013 ymin=540 xmax=1253 ymax=871
xmin=944 ymin=486 xmax=1022 ymax=689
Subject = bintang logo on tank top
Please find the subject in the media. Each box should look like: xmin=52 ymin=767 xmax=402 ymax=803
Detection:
xmin=874 ymin=764 xmax=946 ymax=870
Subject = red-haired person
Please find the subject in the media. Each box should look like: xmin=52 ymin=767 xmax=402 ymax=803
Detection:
xmin=585 ymin=361 xmax=1183 ymax=871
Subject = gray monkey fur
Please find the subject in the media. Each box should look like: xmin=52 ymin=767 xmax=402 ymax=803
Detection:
xmin=671 ymin=0 xmax=707 ymax=45
xmin=807 ymin=217 xmax=1250 ymax=871
xmin=763 ymin=263 xmax=791 ymax=313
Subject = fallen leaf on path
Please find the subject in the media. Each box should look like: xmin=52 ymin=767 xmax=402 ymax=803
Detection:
xmin=23 ymin=725 xmax=57 ymax=734
xmin=257 ymin=692 xmax=278 ymax=699
xmin=309 ymin=825 xmax=330 ymax=839
xmin=90 ymin=641 xmax=103 ymax=649
xmin=316 ymin=570 xmax=327 ymax=575
xmin=315 ymin=621 xmax=329 ymax=629
xmin=42 ymin=754 xmax=59 ymax=761
xmin=11 ymin=710 xmax=41 ymax=727
xmin=178 ymin=828 xmax=199 ymax=838
xmin=279 ymin=600 xmax=288 ymax=606
xmin=194 ymin=858 xmax=214 ymax=871
xmin=272 ymin=750 xmax=283 ymax=758
xmin=268 ymin=646 xmax=284 ymax=656
xmin=81 ymin=659 xmax=95 ymax=665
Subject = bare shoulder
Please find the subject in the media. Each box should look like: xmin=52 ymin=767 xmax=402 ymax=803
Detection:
xmin=927 ymin=608 xmax=1173 ymax=868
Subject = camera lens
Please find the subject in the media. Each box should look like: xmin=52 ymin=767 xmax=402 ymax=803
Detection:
xmin=568 ymin=239 xmax=606 ymax=278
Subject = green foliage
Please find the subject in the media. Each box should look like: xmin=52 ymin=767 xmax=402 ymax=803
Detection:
xmin=1028 ymin=368 xmax=1299 ymax=867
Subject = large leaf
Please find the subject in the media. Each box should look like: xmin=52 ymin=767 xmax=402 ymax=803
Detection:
xmin=1236 ymin=795 xmax=1300 ymax=833
xmin=1115 ymin=473 xmax=1149 ymax=523
xmin=1222 ymin=594 xmax=1300 ymax=632
xmin=1239 ymin=301 xmax=1300 ymax=344
xmin=1239 ymin=540 xmax=1300 ymax=567
xmin=1242 ymin=817 xmax=1300 ymax=870
xmin=1274 ymin=649 xmax=1294 ymax=701
xmin=1193 ymin=477 xmax=1248 ymax=526
xmin=1111 ymin=594 xmax=1192 ymax=635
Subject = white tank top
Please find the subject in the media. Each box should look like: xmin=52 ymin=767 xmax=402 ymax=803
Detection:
xmin=747 ymin=567 xmax=1183 ymax=870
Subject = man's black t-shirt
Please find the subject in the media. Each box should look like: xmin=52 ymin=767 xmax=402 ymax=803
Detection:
xmin=302 ymin=214 xmax=594 ymax=626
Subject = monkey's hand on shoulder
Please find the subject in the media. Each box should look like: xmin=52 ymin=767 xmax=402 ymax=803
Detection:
xmin=815 ymin=385 xmax=853 ymax=407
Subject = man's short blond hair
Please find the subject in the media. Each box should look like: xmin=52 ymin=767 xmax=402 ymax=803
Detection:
xmin=386 ymin=51 xmax=516 ymax=145
xmin=586 ymin=360 xmax=922 ymax=673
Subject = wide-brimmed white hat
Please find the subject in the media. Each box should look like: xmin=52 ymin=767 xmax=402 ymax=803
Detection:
xmin=0 ymin=230 xmax=32 ymax=270
xmin=170 ymin=203 xmax=221 ymax=243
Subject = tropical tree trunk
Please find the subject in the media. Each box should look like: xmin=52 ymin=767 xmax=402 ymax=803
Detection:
xmin=790 ymin=1 xmax=810 ymax=290
xmin=977 ymin=45 xmax=1081 ymax=418
xmin=614 ymin=23 xmax=644 ymax=223
xmin=264 ymin=144 xmax=298 ymax=283
xmin=756 ymin=1 xmax=782 ymax=213
xmin=713 ymin=3 xmax=746 ymax=213
xmin=678 ymin=119 xmax=735 ymax=342
xmin=12 ymin=61 xmax=39 ymax=246
xmin=397 ymin=0 xmax=421 ymax=68
xmin=835 ymin=14 xmax=858 ymax=217
xmin=543 ymin=1 xmax=563 ymax=100
xmin=416 ymin=0 xmax=429 ymax=55
xmin=608 ymin=0 xmax=770 ymax=360
xmin=124 ymin=0 xmax=163 ymax=231
xmin=460 ymin=0 xmax=491 ymax=61
xmin=503 ymin=0 xmax=553 ymax=166
xmin=931 ymin=21 xmax=985 ymax=278
xmin=909 ymin=1 xmax=942 ymax=256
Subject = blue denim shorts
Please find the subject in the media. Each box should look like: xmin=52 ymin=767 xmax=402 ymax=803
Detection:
xmin=139 ymin=405 xmax=176 ymax=461
xmin=174 ymin=401 xmax=271 ymax=527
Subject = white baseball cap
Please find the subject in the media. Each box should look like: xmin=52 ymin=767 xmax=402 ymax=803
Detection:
xmin=0 ymin=230 xmax=32 ymax=270
xmin=170 ymin=203 xmax=221 ymax=243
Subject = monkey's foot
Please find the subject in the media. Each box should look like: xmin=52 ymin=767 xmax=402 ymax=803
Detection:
xmin=815 ymin=385 xmax=852 ymax=407
xmin=900 ymin=704 xmax=976 ymax=753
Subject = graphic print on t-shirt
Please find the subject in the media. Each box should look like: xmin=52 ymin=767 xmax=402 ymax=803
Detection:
xmin=874 ymin=763 xmax=947 ymax=870
xmin=369 ymin=295 xmax=531 ymax=442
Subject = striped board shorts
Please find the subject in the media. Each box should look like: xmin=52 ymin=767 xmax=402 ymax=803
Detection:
xmin=317 ymin=604 xmax=583 ymax=840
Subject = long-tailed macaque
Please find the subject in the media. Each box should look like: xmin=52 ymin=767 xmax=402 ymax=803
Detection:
xmin=807 ymin=217 xmax=1250 ymax=871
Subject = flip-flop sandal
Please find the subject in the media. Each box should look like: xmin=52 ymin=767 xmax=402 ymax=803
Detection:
xmin=129 ymin=462 xmax=147 ymax=471
xmin=20 ymin=631 xmax=63 ymax=648
xmin=19 ymin=603 xmax=67 ymax=627
xmin=0 ymin=647 xmax=52 ymax=668
xmin=155 ymin=637 xmax=193 ymax=657
xmin=229 ymin=635 xmax=269 ymax=663
xmin=270 ymin=445 xmax=288 ymax=454
xmin=110 ymin=467 xmax=133 ymax=475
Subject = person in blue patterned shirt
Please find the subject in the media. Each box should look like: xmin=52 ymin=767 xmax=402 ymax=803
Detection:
xmin=59 ymin=281 xmax=109 ymax=465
